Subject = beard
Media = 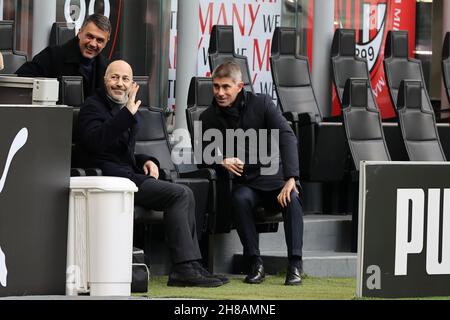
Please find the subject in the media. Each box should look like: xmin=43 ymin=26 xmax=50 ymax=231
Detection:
xmin=107 ymin=88 xmax=129 ymax=105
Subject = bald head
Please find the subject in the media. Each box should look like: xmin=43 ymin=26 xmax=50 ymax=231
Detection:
xmin=104 ymin=60 xmax=134 ymax=104
xmin=105 ymin=60 xmax=133 ymax=79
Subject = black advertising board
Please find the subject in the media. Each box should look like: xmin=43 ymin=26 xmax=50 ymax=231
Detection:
xmin=357 ymin=161 xmax=450 ymax=298
xmin=0 ymin=106 xmax=72 ymax=297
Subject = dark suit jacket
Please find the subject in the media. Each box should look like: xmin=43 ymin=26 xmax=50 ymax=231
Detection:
xmin=76 ymin=89 xmax=158 ymax=187
xmin=200 ymin=91 xmax=300 ymax=191
xmin=15 ymin=37 xmax=108 ymax=100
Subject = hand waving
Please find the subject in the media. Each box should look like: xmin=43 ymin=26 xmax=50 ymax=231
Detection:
xmin=126 ymin=82 xmax=142 ymax=115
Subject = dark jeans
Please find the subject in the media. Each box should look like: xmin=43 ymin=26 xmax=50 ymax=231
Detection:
xmin=231 ymin=185 xmax=304 ymax=258
xmin=134 ymin=178 xmax=202 ymax=264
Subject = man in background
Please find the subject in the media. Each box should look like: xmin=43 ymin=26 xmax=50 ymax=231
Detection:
xmin=16 ymin=13 xmax=110 ymax=100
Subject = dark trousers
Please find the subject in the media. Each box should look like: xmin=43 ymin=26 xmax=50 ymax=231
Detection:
xmin=231 ymin=185 xmax=304 ymax=258
xmin=134 ymin=178 xmax=202 ymax=264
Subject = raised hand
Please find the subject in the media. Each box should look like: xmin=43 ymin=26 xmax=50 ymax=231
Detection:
xmin=126 ymin=82 xmax=142 ymax=115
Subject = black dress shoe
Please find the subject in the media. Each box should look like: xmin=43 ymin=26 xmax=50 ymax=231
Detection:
xmin=191 ymin=261 xmax=230 ymax=284
xmin=244 ymin=261 xmax=265 ymax=284
xmin=167 ymin=262 xmax=223 ymax=287
xmin=284 ymin=264 xmax=302 ymax=285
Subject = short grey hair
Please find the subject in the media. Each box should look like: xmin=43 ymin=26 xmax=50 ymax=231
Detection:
xmin=212 ymin=61 xmax=243 ymax=83
xmin=81 ymin=13 xmax=112 ymax=35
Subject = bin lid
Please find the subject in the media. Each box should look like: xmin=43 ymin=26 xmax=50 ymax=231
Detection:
xmin=70 ymin=176 xmax=138 ymax=192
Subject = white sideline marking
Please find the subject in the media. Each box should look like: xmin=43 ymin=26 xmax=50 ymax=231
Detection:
xmin=0 ymin=127 xmax=29 ymax=287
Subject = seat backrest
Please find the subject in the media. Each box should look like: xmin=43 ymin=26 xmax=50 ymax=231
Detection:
xmin=186 ymin=76 xmax=214 ymax=141
xmin=442 ymin=32 xmax=450 ymax=103
xmin=0 ymin=21 xmax=27 ymax=74
xmin=0 ymin=21 xmax=13 ymax=52
xmin=396 ymin=80 xmax=446 ymax=161
xmin=341 ymin=78 xmax=390 ymax=169
xmin=60 ymin=76 xmax=84 ymax=107
xmin=208 ymin=25 xmax=254 ymax=93
xmin=187 ymin=76 xmax=214 ymax=109
xmin=331 ymin=29 xmax=374 ymax=107
xmin=71 ymin=106 xmax=82 ymax=168
xmin=270 ymin=26 xmax=322 ymax=123
xmin=72 ymin=106 xmax=80 ymax=141
xmin=134 ymin=75 xmax=150 ymax=107
xmin=135 ymin=107 xmax=178 ymax=177
xmin=384 ymin=30 xmax=432 ymax=112
xmin=49 ymin=22 xmax=76 ymax=46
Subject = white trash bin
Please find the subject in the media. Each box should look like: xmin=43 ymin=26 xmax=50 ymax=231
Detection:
xmin=66 ymin=176 xmax=138 ymax=296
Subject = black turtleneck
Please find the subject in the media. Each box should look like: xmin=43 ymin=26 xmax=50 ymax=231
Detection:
xmin=105 ymin=95 xmax=128 ymax=120
xmin=217 ymin=90 xmax=244 ymax=129
xmin=80 ymin=55 xmax=95 ymax=80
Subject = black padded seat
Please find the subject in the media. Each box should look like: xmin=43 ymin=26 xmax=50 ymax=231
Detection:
xmin=331 ymin=29 xmax=378 ymax=111
xmin=270 ymin=26 xmax=347 ymax=182
xmin=186 ymin=76 xmax=213 ymax=142
xmin=396 ymin=80 xmax=446 ymax=161
xmin=135 ymin=107 xmax=216 ymax=238
xmin=134 ymin=75 xmax=150 ymax=107
xmin=208 ymin=25 xmax=254 ymax=93
xmin=49 ymin=22 xmax=76 ymax=46
xmin=341 ymin=78 xmax=391 ymax=252
xmin=60 ymin=76 xmax=84 ymax=107
xmin=135 ymin=107 xmax=178 ymax=178
xmin=0 ymin=21 xmax=27 ymax=74
xmin=341 ymin=78 xmax=391 ymax=169
xmin=384 ymin=30 xmax=433 ymax=113
xmin=58 ymin=76 xmax=84 ymax=169
xmin=271 ymin=27 xmax=322 ymax=122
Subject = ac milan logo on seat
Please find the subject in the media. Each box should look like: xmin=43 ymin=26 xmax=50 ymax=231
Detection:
xmin=337 ymin=0 xmax=388 ymax=72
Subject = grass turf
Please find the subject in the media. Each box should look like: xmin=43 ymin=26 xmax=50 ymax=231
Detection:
xmin=133 ymin=275 xmax=450 ymax=300
xmin=136 ymin=275 xmax=357 ymax=300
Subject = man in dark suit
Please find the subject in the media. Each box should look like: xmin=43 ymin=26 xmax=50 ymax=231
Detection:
xmin=16 ymin=14 xmax=110 ymax=100
xmin=200 ymin=62 xmax=304 ymax=285
xmin=77 ymin=60 xmax=226 ymax=287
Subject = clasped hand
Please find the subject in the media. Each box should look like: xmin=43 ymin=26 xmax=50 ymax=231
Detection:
xmin=221 ymin=157 xmax=244 ymax=176
xmin=143 ymin=160 xmax=159 ymax=179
